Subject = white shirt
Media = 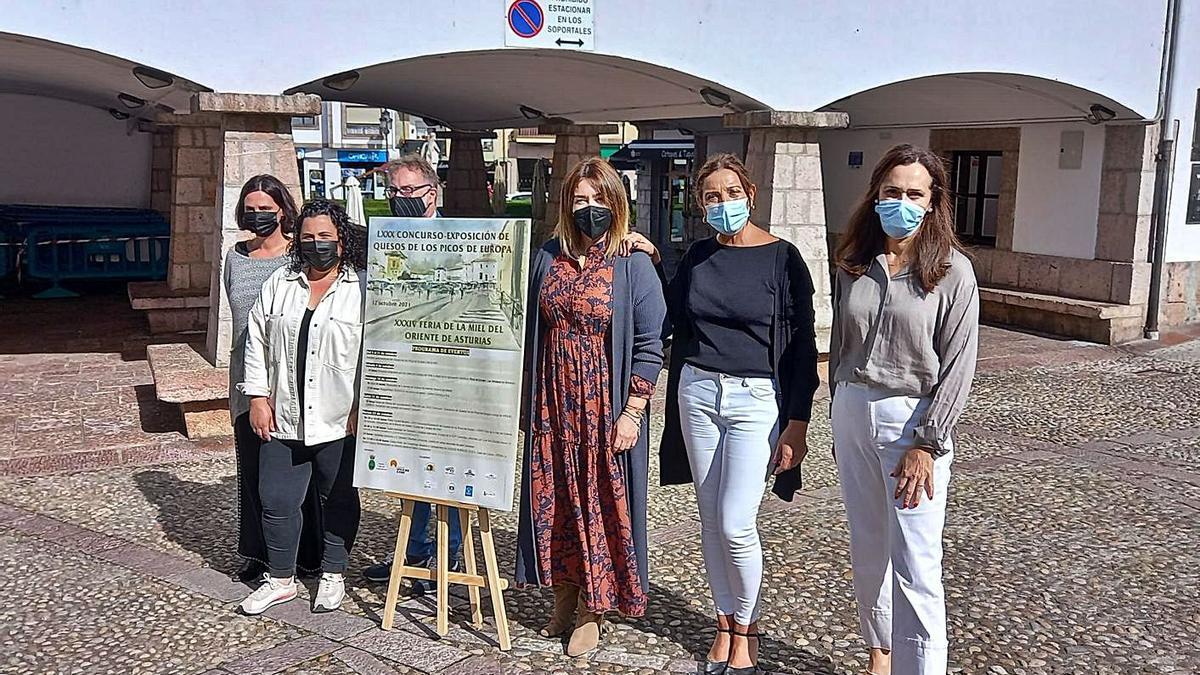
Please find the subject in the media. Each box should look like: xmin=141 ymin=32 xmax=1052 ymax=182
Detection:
xmin=240 ymin=265 xmax=365 ymax=445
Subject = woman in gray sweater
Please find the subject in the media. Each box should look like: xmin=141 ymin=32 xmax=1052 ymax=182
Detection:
xmin=224 ymin=174 xmax=323 ymax=584
xmin=829 ymin=145 xmax=979 ymax=675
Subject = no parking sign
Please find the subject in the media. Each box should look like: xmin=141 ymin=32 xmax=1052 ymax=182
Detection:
xmin=504 ymin=0 xmax=594 ymax=50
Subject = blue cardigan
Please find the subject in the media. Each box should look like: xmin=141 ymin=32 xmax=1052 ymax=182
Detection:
xmin=514 ymin=238 xmax=666 ymax=593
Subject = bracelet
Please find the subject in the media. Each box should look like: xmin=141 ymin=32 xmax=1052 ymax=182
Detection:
xmin=621 ymin=408 xmax=644 ymax=423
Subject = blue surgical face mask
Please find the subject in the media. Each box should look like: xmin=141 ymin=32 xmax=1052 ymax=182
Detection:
xmin=705 ymin=198 xmax=750 ymax=235
xmin=875 ymin=198 xmax=928 ymax=239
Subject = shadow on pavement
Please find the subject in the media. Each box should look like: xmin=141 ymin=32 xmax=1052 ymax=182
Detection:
xmin=132 ymin=467 xmax=833 ymax=673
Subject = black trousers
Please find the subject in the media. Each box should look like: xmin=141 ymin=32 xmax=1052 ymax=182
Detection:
xmin=259 ymin=434 xmax=361 ymax=577
xmin=234 ymin=413 xmax=324 ymax=573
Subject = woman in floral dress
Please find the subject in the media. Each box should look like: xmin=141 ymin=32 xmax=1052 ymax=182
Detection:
xmin=515 ymin=157 xmax=666 ymax=657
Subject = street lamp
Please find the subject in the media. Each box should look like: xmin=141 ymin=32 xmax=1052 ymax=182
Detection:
xmin=378 ymin=110 xmax=394 ymax=151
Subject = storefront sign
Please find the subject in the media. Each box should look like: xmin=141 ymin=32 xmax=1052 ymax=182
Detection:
xmin=337 ymin=149 xmax=389 ymax=164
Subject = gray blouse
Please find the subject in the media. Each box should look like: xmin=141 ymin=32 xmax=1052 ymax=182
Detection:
xmin=828 ymin=249 xmax=979 ymax=455
xmin=223 ymin=243 xmax=289 ymax=422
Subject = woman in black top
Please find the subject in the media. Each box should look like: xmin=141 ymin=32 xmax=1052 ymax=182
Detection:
xmin=625 ymin=153 xmax=819 ymax=674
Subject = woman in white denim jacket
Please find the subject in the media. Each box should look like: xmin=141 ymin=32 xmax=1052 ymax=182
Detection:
xmin=238 ymin=199 xmax=366 ymax=616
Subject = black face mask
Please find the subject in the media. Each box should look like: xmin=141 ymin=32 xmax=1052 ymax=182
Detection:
xmin=389 ymin=196 xmax=429 ymax=218
xmin=239 ymin=211 xmax=279 ymax=237
xmin=572 ymin=205 xmax=613 ymax=240
xmin=300 ymin=240 xmax=340 ymax=271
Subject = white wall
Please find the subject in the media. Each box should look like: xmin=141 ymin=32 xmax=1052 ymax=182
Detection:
xmin=2 ymin=0 xmax=1166 ymax=117
xmin=291 ymin=126 xmax=322 ymax=147
xmin=0 ymin=94 xmax=150 ymax=207
xmin=817 ymin=128 xmax=931 ymax=233
xmin=1012 ymin=123 xmax=1105 ymax=259
xmin=1164 ymin=1 xmax=1200 ymax=263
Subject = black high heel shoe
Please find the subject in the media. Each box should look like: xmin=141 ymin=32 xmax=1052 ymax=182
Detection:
xmin=704 ymin=627 xmax=733 ymax=674
xmin=725 ymin=629 xmax=761 ymax=675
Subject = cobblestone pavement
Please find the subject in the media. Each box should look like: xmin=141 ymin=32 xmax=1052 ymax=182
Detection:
xmin=2 ymin=295 xmax=1199 ymax=674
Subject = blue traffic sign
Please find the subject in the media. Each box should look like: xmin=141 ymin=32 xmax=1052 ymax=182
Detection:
xmin=507 ymin=0 xmax=544 ymax=39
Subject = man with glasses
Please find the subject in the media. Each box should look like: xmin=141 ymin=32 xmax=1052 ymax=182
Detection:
xmin=362 ymin=154 xmax=464 ymax=595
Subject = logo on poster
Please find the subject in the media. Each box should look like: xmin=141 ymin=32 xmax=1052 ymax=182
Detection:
xmin=464 ymin=485 xmax=474 ymax=497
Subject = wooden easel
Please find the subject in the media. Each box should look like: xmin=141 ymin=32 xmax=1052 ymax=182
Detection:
xmin=379 ymin=494 xmax=512 ymax=651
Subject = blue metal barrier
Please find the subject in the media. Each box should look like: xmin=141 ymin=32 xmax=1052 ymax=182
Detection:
xmin=25 ymin=225 xmax=170 ymax=297
xmin=0 ymin=205 xmax=171 ymax=297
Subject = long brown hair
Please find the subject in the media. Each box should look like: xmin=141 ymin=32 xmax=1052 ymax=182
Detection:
xmin=835 ymin=144 xmax=963 ymax=292
xmin=554 ymin=157 xmax=630 ymax=258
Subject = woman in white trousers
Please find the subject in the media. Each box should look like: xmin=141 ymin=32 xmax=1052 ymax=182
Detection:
xmin=625 ymin=153 xmax=820 ymax=674
xmin=829 ymin=144 xmax=979 ymax=675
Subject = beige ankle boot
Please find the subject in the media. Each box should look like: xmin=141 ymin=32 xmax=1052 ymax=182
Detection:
xmin=539 ymin=583 xmax=577 ymax=638
xmin=565 ymin=591 xmax=604 ymax=657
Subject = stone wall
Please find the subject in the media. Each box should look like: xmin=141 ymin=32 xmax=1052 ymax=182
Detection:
xmin=1164 ymin=261 xmax=1200 ymax=326
xmin=970 ymin=247 xmax=1150 ymax=306
xmin=168 ymin=122 xmax=222 ymax=293
xmin=1096 ymin=124 xmax=1157 ymax=263
xmin=744 ymin=127 xmax=833 ymax=350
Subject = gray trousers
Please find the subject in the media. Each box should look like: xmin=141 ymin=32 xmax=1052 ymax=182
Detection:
xmin=259 ymin=435 xmax=361 ymax=577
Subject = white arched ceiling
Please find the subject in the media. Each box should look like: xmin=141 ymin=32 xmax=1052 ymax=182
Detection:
xmin=820 ymin=72 xmax=1143 ymax=128
xmin=285 ymin=50 xmax=767 ymax=130
xmin=0 ymin=32 xmax=209 ymax=117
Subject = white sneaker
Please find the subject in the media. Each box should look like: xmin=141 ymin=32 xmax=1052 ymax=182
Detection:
xmin=239 ymin=576 xmax=297 ymax=615
xmin=313 ymin=572 xmax=345 ymax=613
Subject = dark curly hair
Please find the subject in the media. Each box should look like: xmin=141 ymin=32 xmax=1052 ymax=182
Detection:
xmin=288 ymin=199 xmax=367 ymax=274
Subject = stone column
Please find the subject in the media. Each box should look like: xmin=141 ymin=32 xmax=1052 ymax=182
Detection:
xmin=1096 ymin=124 xmax=1156 ymax=306
xmin=158 ymin=93 xmax=319 ymax=367
xmin=438 ymin=130 xmax=494 ymax=217
xmin=535 ymin=123 xmax=617 ymax=245
xmin=164 ymin=117 xmax=223 ymax=295
xmin=724 ymin=111 xmax=850 ymax=352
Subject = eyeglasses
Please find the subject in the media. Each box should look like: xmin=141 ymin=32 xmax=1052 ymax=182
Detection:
xmin=385 ymin=184 xmax=434 ymax=199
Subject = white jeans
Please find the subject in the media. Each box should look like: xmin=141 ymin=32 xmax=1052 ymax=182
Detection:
xmin=678 ymin=363 xmax=779 ymax=625
xmin=832 ymin=382 xmax=953 ymax=675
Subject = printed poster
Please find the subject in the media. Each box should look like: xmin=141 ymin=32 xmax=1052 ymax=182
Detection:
xmin=353 ymin=217 xmax=530 ymax=511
